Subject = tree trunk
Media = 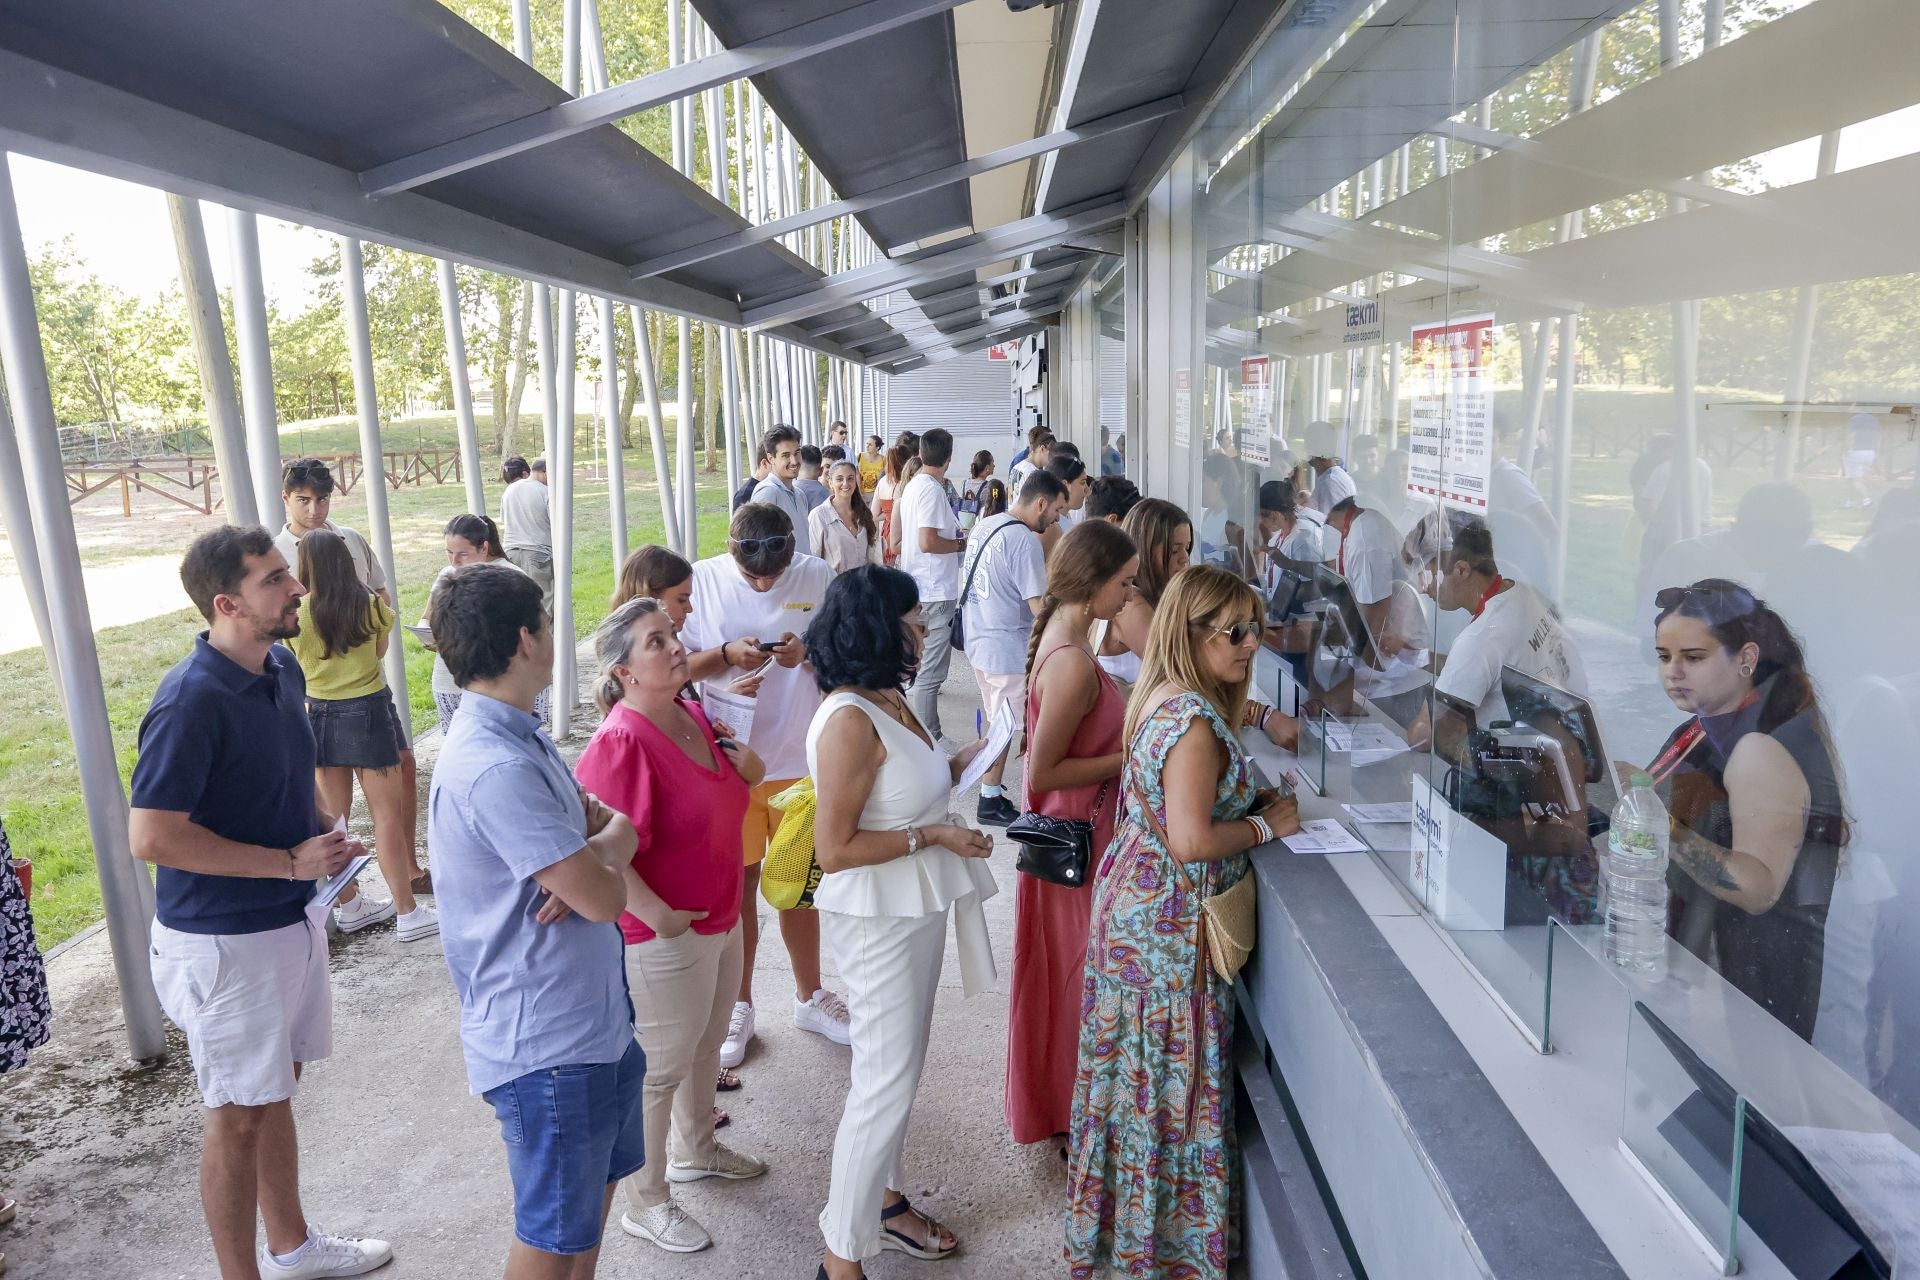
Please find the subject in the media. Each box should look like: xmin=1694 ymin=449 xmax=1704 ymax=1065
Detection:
xmin=702 ymin=324 xmax=719 ymax=472
xmin=618 ymin=329 xmax=638 ymax=443
xmin=500 ymin=280 xmax=534 ymax=457
xmin=331 ymin=373 xmax=342 ymax=415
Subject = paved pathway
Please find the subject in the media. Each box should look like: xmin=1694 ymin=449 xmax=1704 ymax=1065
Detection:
xmin=0 ymin=554 xmax=191 ymax=656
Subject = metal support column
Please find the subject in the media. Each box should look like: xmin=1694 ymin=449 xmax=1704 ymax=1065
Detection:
xmin=629 ymin=304 xmax=680 ymax=552
xmin=437 ymin=260 xmax=487 ymax=516
xmin=1780 ymin=129 xmax=1840 ymax=480
xmin=0 ymin=392 xmax=60 ymax=699
xmin=599 ymin=297 xmax=627 ymax=565
xmin=551 ymin=293 xmax=577 ymax=734
xmin=226 ymin=208 xmax=283 ymax=521
xmin=339 ymin=238 xmax=413 ymax=742
xmin=0 ymin=155 xmax=165 ymax=1064
xmin=668 ymin=0 xmax=697 ymax=553
xmin=168 ymin=195 xmax=257 ymax=527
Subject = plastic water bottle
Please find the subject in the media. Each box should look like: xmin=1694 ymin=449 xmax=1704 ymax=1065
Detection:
xmin=1604 ymin=774 xmax=1670 ymax=973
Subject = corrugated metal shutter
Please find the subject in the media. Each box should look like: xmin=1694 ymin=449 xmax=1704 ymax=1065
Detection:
xmin=1099 ymin=334 xmax=1126 ymax=433
xmin=885 ymin=350 xmax=1021 ymax=463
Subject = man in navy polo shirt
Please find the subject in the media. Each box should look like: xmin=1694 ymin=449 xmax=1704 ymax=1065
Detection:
xmin=130 ymin=525 xmax=393 ymax=1279
xmin=428 ymin=563 xmax=644 ymax=1280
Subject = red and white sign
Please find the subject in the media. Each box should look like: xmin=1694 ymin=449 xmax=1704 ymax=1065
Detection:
xmin=1173 ymin=367 xmax=1192 ymax=448
xmin=1238 ymin=355 xmax=1273 ymax=466
xmin=985 ymin=342 xmax=1016 ymax=362
xmin=1406 ymin=313 xmax=1495 ymax=512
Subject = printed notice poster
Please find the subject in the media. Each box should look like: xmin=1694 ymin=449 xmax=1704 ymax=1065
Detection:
xmin=1342 ymin=298 xmax=1385 ymax=346
xmin=1173 ymin=367 xmax=1192 ymax=448
xmin=1238 ymin=356 xmax=1273 ymax=466
xmin=1406 ymin=313 xmax=1495 ymax=512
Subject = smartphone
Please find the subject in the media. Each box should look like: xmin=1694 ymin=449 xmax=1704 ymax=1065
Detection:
xmin=754 ymin=640 xmax=781 ymax=653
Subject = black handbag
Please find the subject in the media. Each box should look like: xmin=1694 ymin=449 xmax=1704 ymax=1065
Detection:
xmin=1009 ymin=781 xmax=1111 ymax=887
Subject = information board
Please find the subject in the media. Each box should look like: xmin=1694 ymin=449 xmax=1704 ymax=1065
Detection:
xmin=1406 ymin=313 xmax=1495 ymax=512
xmin=1173 ymin=367 xmax=1192 ymax=448
xmin=1238 ymin=355 xmax=1273 ymax=466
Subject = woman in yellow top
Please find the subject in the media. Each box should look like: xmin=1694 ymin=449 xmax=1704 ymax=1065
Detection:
xmin=288 ymin=531 xmax=437 ymax=941
xmin=857 ymin=434 xmax=886 ymax=496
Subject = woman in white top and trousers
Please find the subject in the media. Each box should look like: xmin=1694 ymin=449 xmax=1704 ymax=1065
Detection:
xmin=805 ymin=565 xmax=998 ymax=1280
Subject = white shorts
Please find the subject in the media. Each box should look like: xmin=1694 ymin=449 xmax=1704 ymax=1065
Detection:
xmin=973 ymin=668 xmax=1027 ymax=734
xmin=1842 ymin=449 xmax=1875 ymax=479
xmin=151 ymin=917 xmax=332 ymax=1109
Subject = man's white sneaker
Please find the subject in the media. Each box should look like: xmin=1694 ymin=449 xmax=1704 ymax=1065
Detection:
xmin=666 ymin=1142 xmax=769 ymax=1184
xmin=719 ymin=1001 xmax=754 ymax=1069
xmin=794 ymin=988 xmax=852 ymax=1046
xmin=394 ymin=903 xmax=439 ymax=942
xmin=257 ymin=1224 xmax=393 ymax=1277
xmin=334 ymin=894 xmax=395 ymax=934
xmin=620 ymin=1200 xmax=712 ymax=1253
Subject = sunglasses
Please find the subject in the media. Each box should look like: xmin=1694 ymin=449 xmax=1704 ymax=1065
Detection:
xmin=730 ymin=534 xmax=793 ymax=556
xmin=1654 ymin=583 xmax=1755 ymax=621
xmin=1196 ymin=619 xmax=1264 ymax=646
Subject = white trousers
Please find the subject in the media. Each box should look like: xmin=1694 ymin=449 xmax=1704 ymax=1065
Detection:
xmin=818 ymin=906 xmax=948 ymax=1261
xmin=621 ymin=923 xmax=744 ymax=1210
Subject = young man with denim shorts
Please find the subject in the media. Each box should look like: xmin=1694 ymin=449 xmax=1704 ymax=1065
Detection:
xmin=130 ymin=525 xmax=390 ymax=1278
xmin=428 ymin=562 xmax=646 ymax=1280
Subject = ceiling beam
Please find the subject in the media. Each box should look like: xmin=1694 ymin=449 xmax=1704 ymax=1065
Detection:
xmin=358 ymin=0 xmax=967 ymax=197
xmin=626 ymin=95 xmax=1182 ymax=278
xmin=743 ymin=200 xmax=1126 ymax=330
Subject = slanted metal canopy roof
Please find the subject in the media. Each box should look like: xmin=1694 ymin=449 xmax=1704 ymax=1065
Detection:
xmin=0 ymin=0 xmax=916 ymax=363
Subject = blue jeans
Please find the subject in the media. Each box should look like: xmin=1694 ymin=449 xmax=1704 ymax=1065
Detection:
xmin=484 ymin=1038 xmax=647 ymax=1255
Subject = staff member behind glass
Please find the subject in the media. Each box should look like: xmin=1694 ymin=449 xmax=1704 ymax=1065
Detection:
xmin=131 ymin=526 xmax=388 ymax=1279
xmin=806 ymin=567 xmax=996 ymax=1280
xmin=1640 ymin=580 xmax=1847 ymax=1042
xmin=574 ymin=600 xmax=770 ymax=1256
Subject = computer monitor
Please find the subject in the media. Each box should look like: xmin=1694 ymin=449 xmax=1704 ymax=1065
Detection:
xmin=1498 ymin=667 xmax=1607 ymax=785
xmin=1309 ymin=565 xmax=1376 ymax=666
xmin=1266 ymin=567 xmax=1309 ymax=626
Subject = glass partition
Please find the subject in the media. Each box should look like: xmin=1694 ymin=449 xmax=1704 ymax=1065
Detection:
xmin=1158 ymin=0 xmax=1920 ymax=1266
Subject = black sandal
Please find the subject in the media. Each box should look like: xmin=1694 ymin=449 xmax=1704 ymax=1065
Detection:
xmin=816 ymin=1267 xmax=864 ymax=1279
xmin=717 ymin=1066 xmax=743 ymax=1092
xmin=880 ymin=1197 xmax=958 ymax=1260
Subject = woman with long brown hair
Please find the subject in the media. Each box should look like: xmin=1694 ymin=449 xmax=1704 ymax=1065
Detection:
xmin=808 ymin=459 xmax=883 ymax=574
xmin=873 ymin=432 xmax=919 ymax=565
xmin=427 ymin=513 xmax=549 ymax=734
xmin=1066 ymin=565 xmax=1298 ymax=1280
xmin=1094 ymin=498 xmax=1193 ymax=684
xmin=1006 ymin=521 xmax=1136 ymax=1148
xmin=1646 ymin=578 xmax=1848 ymax=1041
xmin=288 ymin=530 xmax=436 ymax=940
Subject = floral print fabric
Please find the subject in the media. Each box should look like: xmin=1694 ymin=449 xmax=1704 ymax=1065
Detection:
xmin=1065 ymin=692 xmax=1256 ymax=1280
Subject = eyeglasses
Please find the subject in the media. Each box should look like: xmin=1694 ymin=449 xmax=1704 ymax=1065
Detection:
xmin=1195 ymin=619 xmax=1264 ymax=646
xmin=1654 ymin=582 xmax=1756 ymax=621
xmin=730 ymin=534 xmax=793 ymax=556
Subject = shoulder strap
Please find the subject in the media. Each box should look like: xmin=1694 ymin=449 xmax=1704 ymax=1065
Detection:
xmin=958 ymin=516 xmax=1020 ymax=604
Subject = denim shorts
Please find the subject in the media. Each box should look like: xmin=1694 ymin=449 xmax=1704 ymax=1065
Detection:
xmin=307 ymin=689 xmax=405 ymax=771
xmin=483 ymin=1038 xmax=647 ymax=1255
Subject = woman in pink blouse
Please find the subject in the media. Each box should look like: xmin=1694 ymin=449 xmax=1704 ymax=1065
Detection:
xmin=574 ymin=597 xmax=770 ymax=1255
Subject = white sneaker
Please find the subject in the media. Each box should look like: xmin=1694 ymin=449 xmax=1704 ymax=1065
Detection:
xmin=334 ymin=894 xmax=395 ymax=934
xmin=794 ymin=988 xmax=851 ymax=1046
xmin=719 ymin=1001 xmax=754 ymax=1069
xmin=620 ymin=1200 xmax=711 ymax=1253
xmin=394 ymin=903 xmax=439 ymax=942
xmin=258 ymin=1224 xmax=393 ymax=1276
xmin=666 ymin=1142 xmax=769 ymax=1184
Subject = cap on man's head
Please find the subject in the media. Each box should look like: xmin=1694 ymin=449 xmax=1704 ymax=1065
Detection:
xmin=1304 ymin=421 xmax=1339 ymax=460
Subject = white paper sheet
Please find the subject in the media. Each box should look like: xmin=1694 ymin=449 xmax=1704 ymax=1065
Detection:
xmin=1780 ymin=1125 xmax=1920 ymax=1263
xmin=952 ymin=698 xmax=1017 ymax=798
xmin=1282 ymin=819 xmax=1370 ymax=856
xmin=1321 ymin=721 xmax=1409 ymax=767
xmin=1344 ymin=802 xmax=1414 ymax=824
xmin=306 ymin=818 xmax=372 ymax=924
xmin=702 ymin=685 xmax=757 ymax=746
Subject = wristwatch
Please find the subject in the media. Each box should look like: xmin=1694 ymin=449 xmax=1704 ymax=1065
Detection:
xmin=905 ymin=826 xmax=922 ymax=855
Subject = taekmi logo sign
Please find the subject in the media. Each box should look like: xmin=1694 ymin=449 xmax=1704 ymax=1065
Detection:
xmin=1342 ymin=300 xmax=1383 ymax=346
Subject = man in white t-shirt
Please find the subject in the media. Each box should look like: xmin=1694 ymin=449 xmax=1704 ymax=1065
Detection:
xmin=1304 ymin=421 xmax=1357 ymax=513
xmin=960 ymin=470 xmax=1069 ymax=826
xmin=1007 ymin=433 xmax=1054 ymax=495
xmin=749 ymin=425 xmax=813 ymax=557
xmin=897 ymin=428 xmax=968 ymax=744
xmin=1325 ymin=496 xmax=1412 ymax=653
xmin=680 ymin=503 xmax=847 ymax=1060
xmin=1409 ymin=517 xmax=1588 ymax=754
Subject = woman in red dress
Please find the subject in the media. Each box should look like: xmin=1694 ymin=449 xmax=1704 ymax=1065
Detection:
xmin=1006 ymin=520 xmax=1139 ymax=1146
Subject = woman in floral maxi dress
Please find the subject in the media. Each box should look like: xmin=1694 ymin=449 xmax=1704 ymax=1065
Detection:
xmin=1065 ymin=566 xmax=1299 ymax=1280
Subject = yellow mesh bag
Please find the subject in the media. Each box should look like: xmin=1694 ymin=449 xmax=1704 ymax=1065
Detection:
xmin=760 ymin=777 xmax=822 ymax=911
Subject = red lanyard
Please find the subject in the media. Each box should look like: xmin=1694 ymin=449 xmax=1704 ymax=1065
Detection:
xmin=1646 ymin=689 xmax=1762 ymax=783
xmin=1471 ymin=577 xmax=1506 ymax=619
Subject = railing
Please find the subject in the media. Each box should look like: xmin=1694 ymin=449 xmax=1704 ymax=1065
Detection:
xmin=62 ymin=450 xmax=465 ymax=516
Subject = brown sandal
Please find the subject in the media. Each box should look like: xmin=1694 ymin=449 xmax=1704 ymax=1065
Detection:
xmin=716 ymin=1067 xmax=743 ymax=1092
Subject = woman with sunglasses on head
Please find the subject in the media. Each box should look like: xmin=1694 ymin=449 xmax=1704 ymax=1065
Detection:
xmin=679 ymin=505 xmax=852 ymax=1067
xmin=1066 ymin=564 xmax=1298 ymax=1280
xmin=1007 ymin=522 xmax=1136 ymax=1150
xmin=805 ymin=566 xmax=996 ymax=1280
xmin=426 ymin=514 xmax=551 ymax=735
xmin=573 ymin=598 xmax=771 ymax=1254
xmin=808 ymin=460 xmax=884 ymax=575
xmin=1643 ymin=579 xmax=1847 ymax=1042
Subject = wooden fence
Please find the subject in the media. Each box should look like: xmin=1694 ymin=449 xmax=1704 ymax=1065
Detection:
xmin=63 ymin=449 xmax=466 ymax=517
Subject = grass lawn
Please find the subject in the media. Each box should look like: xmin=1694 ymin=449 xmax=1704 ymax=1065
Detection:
xmin=7 ymin=411 xmax=730 ymax=949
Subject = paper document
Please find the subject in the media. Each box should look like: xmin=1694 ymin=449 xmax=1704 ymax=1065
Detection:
xmin=953 ymin=699 xmax=1017 ymax=798
xmin=1281 ymin=819 xmax=1370 ymax=856
xmin=403 ymin=622 xmax=435 ymax=646
xmin=1321 ymin=721 xmax=1409 ymax=767
xmin=702 ymin=685 xmax=757 ymax=746
xmin=1779 ymin=1125 xmax=1920 ymax=1263
xmin=1344 ymin=802 xmax=1414 ymax=824
xmin=307 ymin=818 xmax=372 ymax=923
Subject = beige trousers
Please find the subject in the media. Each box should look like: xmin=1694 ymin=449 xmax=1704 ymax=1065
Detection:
xmin=620 ymin=922 xmax=745 ymax=1210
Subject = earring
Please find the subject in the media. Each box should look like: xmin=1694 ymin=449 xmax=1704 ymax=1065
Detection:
xmin=1739 ymin=666 xmax=1752 ymax=677
xmin=626 ymin=676 xmax=639 ymax=685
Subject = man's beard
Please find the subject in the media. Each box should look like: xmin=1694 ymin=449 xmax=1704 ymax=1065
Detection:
xmin=254 ymin=608 xmax=300 ymax=642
